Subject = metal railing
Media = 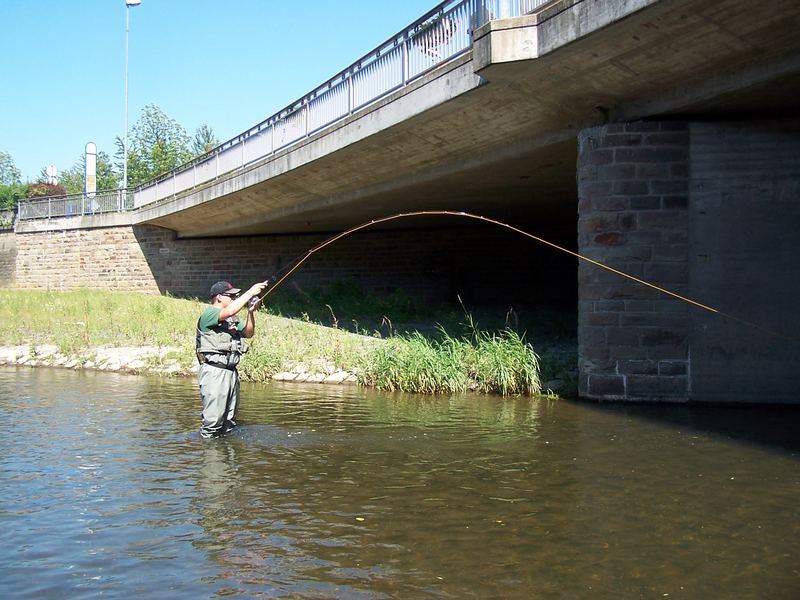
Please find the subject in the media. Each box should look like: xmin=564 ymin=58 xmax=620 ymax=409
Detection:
xmin=19 ymin=0 xmax=555 ymax=221
xmin=17 ymin=190 xmax=134 ymax=220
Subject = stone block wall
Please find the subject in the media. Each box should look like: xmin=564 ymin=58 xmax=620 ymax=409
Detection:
xmin=13 ymin=221 xmax=577 ymax=309
xmin=577 ymin=122 xmax=690 ymax=401
xmin=578 ymin=118 xmax=800 ymax=403
xmin=0 ymin=230 xmax=17 ymax=285
xmin=15 ymin=227 xmax=161 ymax=292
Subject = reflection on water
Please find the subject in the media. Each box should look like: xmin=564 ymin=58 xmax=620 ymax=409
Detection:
xmin=0 ymin=366 xmax=798 ymax=599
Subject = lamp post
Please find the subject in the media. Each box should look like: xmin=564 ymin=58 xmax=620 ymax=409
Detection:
xmin=123 ymin=0 xmax=141 ymax=191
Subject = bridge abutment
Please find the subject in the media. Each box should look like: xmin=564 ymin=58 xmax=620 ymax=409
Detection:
xmin=577 ymin=118 xmax=800 ymax=403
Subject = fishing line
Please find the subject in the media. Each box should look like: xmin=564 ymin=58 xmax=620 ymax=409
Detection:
xmin=255 ymin=209 xmax=795 ymax=342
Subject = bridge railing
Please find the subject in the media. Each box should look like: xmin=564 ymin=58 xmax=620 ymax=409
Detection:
xmin=17 ymin=190 xmax=134 ymax=221
xmin=18 ymin=0 xmax=555 ymax=221
xmin=132 ymin=0 xmax=555 ymax=209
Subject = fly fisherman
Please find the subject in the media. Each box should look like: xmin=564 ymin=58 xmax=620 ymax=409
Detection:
xmin=196 ymin=280 xmax=269 ymax=438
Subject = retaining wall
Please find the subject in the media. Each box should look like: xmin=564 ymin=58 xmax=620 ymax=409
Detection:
xmin=0 ymin=230 xmax=16 ymax=285
xmin=12 ymin=222 xmax=577 ymax=309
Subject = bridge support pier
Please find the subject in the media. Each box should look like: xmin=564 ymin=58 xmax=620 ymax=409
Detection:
xmin=577 ymin=118 xmax=800 ymax=403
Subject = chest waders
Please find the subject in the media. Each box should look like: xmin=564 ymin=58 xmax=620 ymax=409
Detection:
xmin=196 ymin=316 xmax=248 ymax=438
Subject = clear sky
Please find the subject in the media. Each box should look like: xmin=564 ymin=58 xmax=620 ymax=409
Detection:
xmin=1 ymin=0 xmax=440 ymax=182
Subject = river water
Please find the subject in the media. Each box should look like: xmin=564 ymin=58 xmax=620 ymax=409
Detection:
xmin=1 ymin=366 xmax=798 ymax=599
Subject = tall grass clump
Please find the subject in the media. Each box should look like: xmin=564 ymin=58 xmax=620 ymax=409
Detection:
xmin=360 ymin=327 xmax=541 ymax=396
xmin=360 ymin=332 xmax=468 ymax=394
xmin=463 ymin=328 xmax=541 ymax=396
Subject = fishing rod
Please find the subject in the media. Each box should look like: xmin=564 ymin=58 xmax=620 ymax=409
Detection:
xmin=252 ymin=209 xmax=795 ymax=343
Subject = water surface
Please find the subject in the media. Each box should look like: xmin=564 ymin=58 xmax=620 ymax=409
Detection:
xmin=1 ymin=367 xmax=798 ymax=598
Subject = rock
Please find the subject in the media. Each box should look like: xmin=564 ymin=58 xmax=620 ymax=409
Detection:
xmin=322 ymin=371 xmax=349 ymax=384
xmin=273 ymin=372 xmax=297 ymax=381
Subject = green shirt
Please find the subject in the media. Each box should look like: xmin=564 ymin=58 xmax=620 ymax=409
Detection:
xmin=198 ymin=307 xmax=245 ymax=332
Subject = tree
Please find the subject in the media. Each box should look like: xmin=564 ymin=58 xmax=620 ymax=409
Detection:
xmin=59 ymin=151 xmax=120 ymax=195
xmin=0 ymin=151 xmax=21 ymax=186
xmin=118 ymin=104 xmax=193 ymax=188
xmin=0 ymin=151 xmax=25 ymax=209
xmin=192 ymin=124 xmax=219 ymax=156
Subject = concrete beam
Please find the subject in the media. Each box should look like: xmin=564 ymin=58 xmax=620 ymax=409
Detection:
xmin=16 ymin=212 xmax=133 ymax=233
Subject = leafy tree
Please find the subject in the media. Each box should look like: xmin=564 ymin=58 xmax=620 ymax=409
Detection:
xmin=0 ymin=151 xmax=21 ymax=186
xmin=60 ymin=151 xmax=119 ymax=195
xmin=192 ymin=124 xmax=219 ymax=156
xmin=0 ymin=183 xmax=25 ymax=210
xmin=0 ymin=151 xmax=25 ymax=209
xmin=117 ymin=104 xmax=193 ymax=187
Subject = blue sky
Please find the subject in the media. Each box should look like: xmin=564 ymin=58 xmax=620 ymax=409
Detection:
xmin=1 ymin=0 xmax=439 ymax=181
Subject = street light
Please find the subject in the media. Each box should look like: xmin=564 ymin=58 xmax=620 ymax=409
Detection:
xmin=123 ymin=0 xmax=141 ymax=190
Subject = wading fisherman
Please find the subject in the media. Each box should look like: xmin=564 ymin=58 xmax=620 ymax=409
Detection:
xmin=196 ymin=280 xmax=268 ymax=438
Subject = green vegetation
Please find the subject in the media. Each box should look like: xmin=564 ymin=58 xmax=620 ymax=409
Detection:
xmin=266 ymin=278 xmax=424 ymax=334
xmin=0 ymin=151 xmax=26 ymax=210
xmin=359 ymin=328 xmax=541 ymax=396
xmin=118 ymin=104 xmax=220 ymax=187
xmin=0 ymin=104 xmax=220 ymax=208
xmin=0 ymin=289 xmax=570 ymax=397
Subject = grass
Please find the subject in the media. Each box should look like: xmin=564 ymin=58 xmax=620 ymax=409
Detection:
xmin=0 ymin=289 xmax=372 ymax=380
xmin=0 ymin=288 xmax=570 ymax=397
xmin=359 ymin=328 xmax=542 ymax=396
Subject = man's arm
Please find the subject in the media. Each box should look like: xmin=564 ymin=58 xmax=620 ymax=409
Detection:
xmin=218 ymin=280 xmax=268 ymax=321
xmin=242 ymin=304 xmax=256 ymax=338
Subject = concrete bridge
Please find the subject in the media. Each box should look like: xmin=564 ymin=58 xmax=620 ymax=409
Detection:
xmin=10 ymin=0 xmax=800 ymax=403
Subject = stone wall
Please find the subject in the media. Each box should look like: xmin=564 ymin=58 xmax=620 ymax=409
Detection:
xmin=578 ymin=122 xmax=691 ymax=401
xmin=13 ymin=221 xmax=577 ymax=308
xmin=0 ymin=230 xmax=17 ymax=285
xmin=578 ymin=118 xmax=800 ymax=403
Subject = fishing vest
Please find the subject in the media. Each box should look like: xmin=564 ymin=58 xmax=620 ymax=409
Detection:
xmin=196 ymin=314 xmax=248 ymax=369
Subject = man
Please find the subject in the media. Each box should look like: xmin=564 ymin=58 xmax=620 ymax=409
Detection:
xmin=196 ymin=279 xmax=268 ymax=438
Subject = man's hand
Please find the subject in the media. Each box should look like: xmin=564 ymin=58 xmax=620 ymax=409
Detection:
xmin=248 ymin=295 xmax=262 ymax=312
xmin=246 ymin=280 xmax=269 ymax=312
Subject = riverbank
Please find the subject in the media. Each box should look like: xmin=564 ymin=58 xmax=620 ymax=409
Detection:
xmin=0 ymin=290 xmax=570 ymax=396
xmin=0 ymin=343 xmax=359 ymax=384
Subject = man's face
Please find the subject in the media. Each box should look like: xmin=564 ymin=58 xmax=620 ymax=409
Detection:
xmin=216 ymin=291 xmax=239 ymax=306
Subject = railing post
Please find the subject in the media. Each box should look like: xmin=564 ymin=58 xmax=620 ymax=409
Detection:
xmin=348 ymin=70 xmax=354 ymax=115
xmin=402 ymin=35 xmax=409 ymax=85
xmin=48 ymin=197 xmax=51 ymax=219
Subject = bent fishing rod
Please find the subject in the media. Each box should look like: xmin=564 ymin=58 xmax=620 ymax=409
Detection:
xmin=251 ymin=209 xmax=795 ymax=343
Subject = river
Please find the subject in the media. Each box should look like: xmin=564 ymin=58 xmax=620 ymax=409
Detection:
xmin=1 ymin=366 xmax=798 ymax=599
